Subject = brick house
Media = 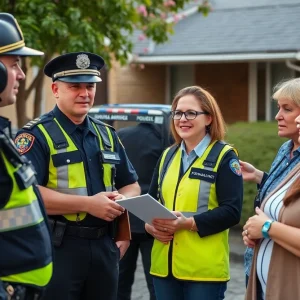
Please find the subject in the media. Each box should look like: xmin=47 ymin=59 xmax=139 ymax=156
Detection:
xmin=108 ymin=0 xmax=300 ymax=123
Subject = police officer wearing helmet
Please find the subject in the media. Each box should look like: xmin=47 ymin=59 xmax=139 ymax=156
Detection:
xmin=0 ymin=13 xmax=53 ymax=300
xmin=14 ymin=52 xmax=140 ymax=300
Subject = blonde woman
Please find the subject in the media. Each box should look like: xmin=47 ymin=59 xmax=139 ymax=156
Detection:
xmin=243 ymin=113 xmax=300 ymax=300
xmin=241 ymin=78 xmax=300 ymax=288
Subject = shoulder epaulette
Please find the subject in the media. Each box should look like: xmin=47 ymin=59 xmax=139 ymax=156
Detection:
xmin=22 ymin=114 xmax=53 ymax=130
xmin=89 ymin=115 xmax=116 ymax=131
xmin=23 ymin=117 xmax=42 ymax=130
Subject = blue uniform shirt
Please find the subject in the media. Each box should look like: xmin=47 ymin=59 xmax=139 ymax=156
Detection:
xmin=15 ymin=106 xmax=138 ymax=226
xmin=181 ymin=134 xmax=211 ymax=173
xmin=244 ymin=140 xmax=300 ymax=277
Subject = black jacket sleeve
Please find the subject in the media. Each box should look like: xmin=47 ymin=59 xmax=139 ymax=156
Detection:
xmin=0 ymin=154 xmax=13 ymax=208
xmin=15 ymin=128 xmax=50 ymax=186
xmin=148 ymin=155 xmax=162 ymax=199
xmin=194 ymin=150 xmax=243 ymax=237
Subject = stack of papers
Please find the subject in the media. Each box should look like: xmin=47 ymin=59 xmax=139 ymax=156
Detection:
xmin=116 ymin=194 xmax=177 ymax=224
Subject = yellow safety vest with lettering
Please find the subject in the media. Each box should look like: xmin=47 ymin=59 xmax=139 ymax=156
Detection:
xmin=0 ymin=149 xmax=52 ymax=287
xmin=150 ymin=141 xmax=233 ymax=281
xmin=37 ymin=118 xmax=114 ymax=221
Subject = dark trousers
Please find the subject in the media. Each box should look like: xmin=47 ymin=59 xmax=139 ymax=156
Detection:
xmin=42 ymin=234 xmax=120 ymax=300
xmin=117 ymin=234 xmax=155 ymax=300
xmin=153 ymin=277 xmax=227 ymax=300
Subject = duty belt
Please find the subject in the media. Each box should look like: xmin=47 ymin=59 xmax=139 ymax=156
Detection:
xmin=49 ymin=219 xmax=108 ymax=240
xmin=3 ymin=282 xmax=42 ymax=300
xmin=65 ymin=225 xmax=108 ymax=239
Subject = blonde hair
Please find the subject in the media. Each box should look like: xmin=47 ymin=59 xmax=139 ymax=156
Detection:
xmin=170 ymin=86 xmax=226 ymax=144
xmin=273 ymin=78 xmax=300 ymax=106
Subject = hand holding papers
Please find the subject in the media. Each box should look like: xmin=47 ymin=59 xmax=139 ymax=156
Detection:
xmin=116 ymin=194 xmax=177 ymax=225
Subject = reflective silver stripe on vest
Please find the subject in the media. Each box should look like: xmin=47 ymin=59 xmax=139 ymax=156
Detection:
xmin=105 ymin=186 xmax=114 ymax=192
xmin=52 ymin=187 xmax=88 ymax=196
xmin=56 ymin=148 xmax=70 ymax=189
xmin=182 ymin=165 xmax=213 ymax=218
xmin=0 ymin=200 xmax=43 ymax=232
xmin=54 ymin=148 xmax=87 ymax=194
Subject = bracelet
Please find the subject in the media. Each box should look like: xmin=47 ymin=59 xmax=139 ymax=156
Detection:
xmin=189 ymin=217 xmax=196 ymax=232
xmin=261 ymin=219 xmax=274 ymax=239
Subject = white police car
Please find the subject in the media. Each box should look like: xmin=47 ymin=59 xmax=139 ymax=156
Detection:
xmin=88 ymin=103 xmax=172 ymax=147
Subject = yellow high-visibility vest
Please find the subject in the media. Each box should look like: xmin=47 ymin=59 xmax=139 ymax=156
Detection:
xmin=151 ymin=141 xmax=234 ymax=281
xmin=37 ymin=118 xmax=115 ymax=221
xmin=0 ymin=139 xmax=52 ymax=287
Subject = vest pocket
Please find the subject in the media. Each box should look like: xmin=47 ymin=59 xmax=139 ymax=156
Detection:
xmin=52 ymin=151 xmax=83 ymax=167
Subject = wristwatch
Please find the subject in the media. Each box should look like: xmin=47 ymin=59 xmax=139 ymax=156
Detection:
xmin=261 ymin=219 xmax=274 ymax=239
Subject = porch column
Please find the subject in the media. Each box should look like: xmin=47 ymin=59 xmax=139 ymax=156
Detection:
xmin=248 ymin=62 xmax=257 ymax=122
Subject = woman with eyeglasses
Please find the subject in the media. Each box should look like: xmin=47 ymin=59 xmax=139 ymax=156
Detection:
xmin=145 ymin=86 xmax=243 ymax=300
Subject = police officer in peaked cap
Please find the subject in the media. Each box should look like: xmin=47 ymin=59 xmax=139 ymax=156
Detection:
xmin=0 ymin=12 xmax=53 ymax=300
xmin=15 ymin=51 xmax=141 ymax=300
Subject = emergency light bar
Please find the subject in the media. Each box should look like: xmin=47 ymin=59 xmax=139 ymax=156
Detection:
xmin=89 ymin=107 xmax=168 ymax=124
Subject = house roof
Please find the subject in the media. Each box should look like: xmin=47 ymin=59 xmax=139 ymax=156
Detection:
xmin=133 ymin=0 xmax=300 ymax=62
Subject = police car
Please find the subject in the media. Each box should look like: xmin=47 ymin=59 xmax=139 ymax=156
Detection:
xmin=88 ymin=103 xmax=172 ymax=147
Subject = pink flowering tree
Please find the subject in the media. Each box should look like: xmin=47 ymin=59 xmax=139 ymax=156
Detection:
xmin=0 ymin=0 xmax=211 ymax=127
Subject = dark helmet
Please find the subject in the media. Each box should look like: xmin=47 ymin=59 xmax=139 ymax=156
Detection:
xmin=0 ymin=13 xmax=43 ymax=93
xmin=0 ymin=13 xmax=43 ymax=56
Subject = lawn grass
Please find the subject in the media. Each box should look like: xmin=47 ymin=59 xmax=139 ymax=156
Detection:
xmin=225 ymin=122 xmax=286 ymax=226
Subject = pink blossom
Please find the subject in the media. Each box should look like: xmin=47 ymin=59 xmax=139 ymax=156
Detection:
xmin=143 ymin=47 xmax=149 ymax=54
xmin=137 ymin=5 xmax=148 ymax=17
xmin=138 ymin=34 xmax=146 ymax=41
xmin=173 ymin=14 xmax=181 ymax=23
xmin=164 ymin=0 xmax=176 ymax=7
xmin=160 ymin=12 xmax=167 ymax=19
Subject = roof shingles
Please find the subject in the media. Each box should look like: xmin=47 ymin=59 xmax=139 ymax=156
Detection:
xmin=134 ymin=3 xmax=300 ymax=56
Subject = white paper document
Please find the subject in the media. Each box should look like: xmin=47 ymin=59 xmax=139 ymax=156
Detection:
xmin=116 ymin=194 xmax=177 ymax=224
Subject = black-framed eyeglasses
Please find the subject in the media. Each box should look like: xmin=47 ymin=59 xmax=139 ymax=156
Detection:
xmin=171 ymin=110 xmax=208 ymax=120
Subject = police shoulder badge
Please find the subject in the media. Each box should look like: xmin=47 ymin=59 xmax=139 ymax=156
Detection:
xmin=76 ymin=54 xmax=90 ymax=69
xmin=14 ymin=133 xmax=35 ymax=155
xmin=229 ymin=159 xmax=242 ymax=176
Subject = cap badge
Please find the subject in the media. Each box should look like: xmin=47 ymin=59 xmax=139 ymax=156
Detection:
xmin=76 ymin=54 xmax=90 ymax=69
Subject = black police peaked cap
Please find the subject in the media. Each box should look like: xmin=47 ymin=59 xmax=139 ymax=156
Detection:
xmin=44 ymin=52 xmax=105 ymax=83
xmin=0 ymin=13 xmax=44 ymax=56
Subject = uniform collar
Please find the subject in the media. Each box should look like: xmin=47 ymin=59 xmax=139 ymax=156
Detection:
xmin=180 ymin=134 xmax=211 ymax=157
xmin=0 ymin=115 xmax=12 ymax=137
xmin=0 ymin=116 xmax=10 ymax=131
xmin=52 ymin=105 xmax=97 ymax=136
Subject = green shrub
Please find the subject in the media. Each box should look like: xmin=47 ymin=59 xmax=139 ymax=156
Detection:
xmin=225 ymin=122 xmax=286 ymax=226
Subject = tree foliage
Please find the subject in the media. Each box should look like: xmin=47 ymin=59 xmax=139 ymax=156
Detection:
xmin=0 ymin=0 xmax=210 ymax=127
